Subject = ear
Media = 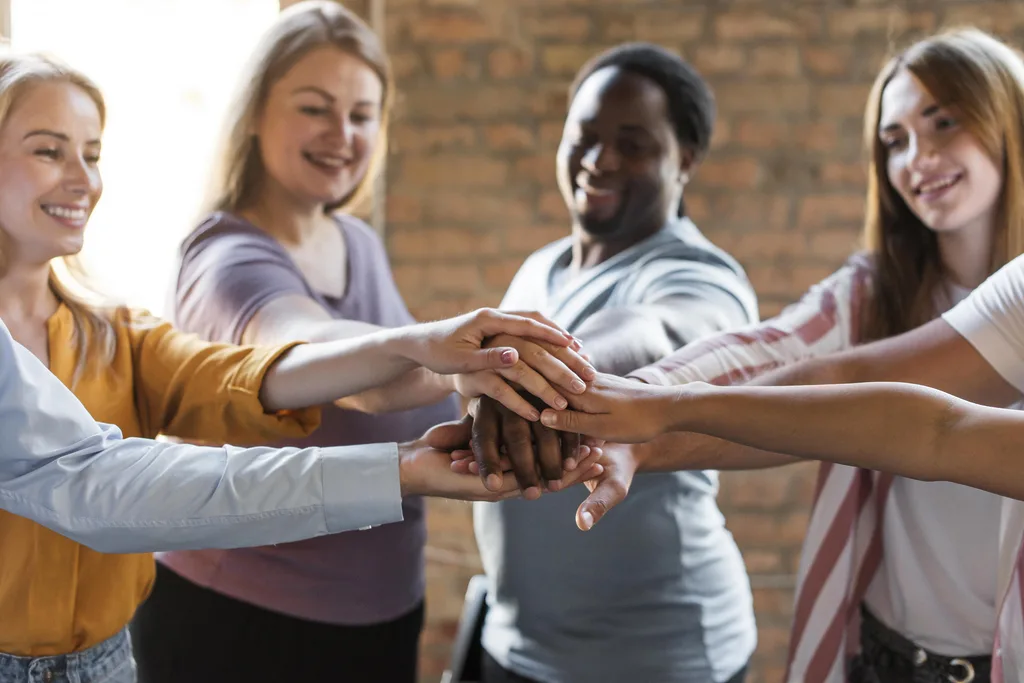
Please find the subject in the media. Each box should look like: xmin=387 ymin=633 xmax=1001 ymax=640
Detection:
xmin=678 ymin=147 xmax=697 ymax=185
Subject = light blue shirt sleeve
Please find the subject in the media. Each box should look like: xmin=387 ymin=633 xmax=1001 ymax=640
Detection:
xmin=0 ymin=319 xmax=403 ymax=554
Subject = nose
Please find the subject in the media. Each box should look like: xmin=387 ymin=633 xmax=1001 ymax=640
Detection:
xmin=63 ymin=154 xmax=97 ymax=196
xmin=580 ymin=142 xmax=619 ymax=174
xmin=327 ymin=112 xmax=355 ymax=149
xmin=907 ymin=133 xmax=940 ymax=172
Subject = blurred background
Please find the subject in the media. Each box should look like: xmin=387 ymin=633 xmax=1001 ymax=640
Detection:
xmin=5 ymin=0 xmax=1020 ymax=680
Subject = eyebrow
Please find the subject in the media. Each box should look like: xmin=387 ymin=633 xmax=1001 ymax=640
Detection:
xmin=879 ymin=102 xmax=942 ymax=134
xmin=23 ymin=129 xmax=101 ymax=145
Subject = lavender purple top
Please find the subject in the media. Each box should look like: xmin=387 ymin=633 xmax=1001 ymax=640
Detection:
xmin=157 ymin=211 xmax=457 ymax=625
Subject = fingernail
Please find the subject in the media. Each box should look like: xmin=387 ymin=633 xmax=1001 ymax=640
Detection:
xmin=540 ymin=412 xmax=556 ymax=427
xmin=555 ymin=396 xmax=568 ymax=409
xmin=528 ymin=410 xmax=541 ymax=421
xmin=583 ymin=366 xmax=597 ymax=380
xmin=571 ymin=379 xmax=586 ymax=393
xmin=525 ymin=486 xmax=541 ymax=500
xmin=486 ymin=474 xmax=501 ymax=491
xmin=547 ymin=479 xmax=561 ymax=491
xmin=500 ymin=349 xmax=516 ymax=364
xmin=564 ymin=457 xmax=577 ymax=471
xmin=580 ymin=510 xmax=594 ymax=530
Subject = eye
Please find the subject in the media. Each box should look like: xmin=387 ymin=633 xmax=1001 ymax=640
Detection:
xmin=84 ymin=153 xmax=101 ymax=165
xmin=880 ymin=136 xmax=906 ymax=151
xmin=34 ymin=147 xmax=60 ymax=160
xmin=935 ymin=116 xmax=958 ymax=131
xmin=618 ymin=138 xmax=643 ymax=156
xmin=299 ymin=105 xmax=330 ymax=117
xmin=350 ymin=112 xmax=375 ymax=125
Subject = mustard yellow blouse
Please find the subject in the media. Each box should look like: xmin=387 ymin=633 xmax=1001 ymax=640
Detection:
xmin=0 ymin=306 xmax=319 ymax=656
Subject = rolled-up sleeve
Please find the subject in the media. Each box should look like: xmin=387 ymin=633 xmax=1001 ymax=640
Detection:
xmin=0 ymin=320 xmax=403 ymax=554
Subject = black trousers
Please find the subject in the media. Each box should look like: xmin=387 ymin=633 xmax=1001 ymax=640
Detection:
xmin=481 ymin=650 xmax=749 ymax=683
xmin=131 ymin=563 xmax=424 ymax=683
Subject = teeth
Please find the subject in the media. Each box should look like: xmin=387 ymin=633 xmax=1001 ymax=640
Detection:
xmin=919 ymin=176 xmax=957 ymax=194
xmin=43 ymin=205 xmax=87 ymax=220
xmin=306 ymin=153 xmax=347 ymax=168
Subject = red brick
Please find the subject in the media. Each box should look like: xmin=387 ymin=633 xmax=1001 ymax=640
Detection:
xmin=539 ymin=190 xmax=569 ymax=220
xmin=684 ymin=193 xmax=711 ymax=223
xmin=943 ymin=4 xmax=1024 ymax=32
xmin=385 ymin=194 xmax=423 ymax=224
xmin=797 ymin=120 xmax=842 ymax=153
xmin=399 ymin=155 xmax=509 ymax=187
xmin=757 ymin=623 xmax=795 ymax=658
xmin=426 ymin=263 xmax=482 ymax=294
xmin=431 ymin=48 xmax=469 ymax=80
xmin=714 ymin=11 xmax=803 ymax=41
xmin=810 ymin=228 xmax=862 ymax=260
xmin=483 ymin=257 xmax=526 ymax=289
xmin=521 ymin=13 xmax=593 ymax=41
xmin=713 ymin=231 xmax=808 ymax=263
xmin=389 ymin=124 xmax=477 ymax=154
xmin=410 ymin=11 xmax=500 ymax=43
xmin=390 ymin=227 xmax=501 ymax=259
xmin=388 ymin=51 xmax=422 ymax=80
xmin=720 ymin=468 xmax=795 ymax=509
xmin=693 ymin=45 xmax=746 ymax=76
xmin=820 ymin=160 xmax=866 ymax=186
xmin=749 ymin=45 xmax=802 ymax=78
xmin=826 ymin=8 xmax=935 ymax=39
xmin=815 ymin=83 xmax=874 ymax=118
xmin=399 ymin=85 xmax=533 ymax=120
xmin=529 ymin=83 xmax=571 ymax=118
xmin=742 ymin=549 xmax=785 ymax=574
xmin=488 ymin=47 xmax=535 ymax=79
xmin=541 ymin=45 xmax=602 ymax=76
xmin=802 ymin=45 xmax=854 ymax=78
xmin=716 ymin=82 xmax=812 ymax=114
xmin=752 ymin=586 xmax=796 ymax=619
xmin=540 ymin=121 xmax=566 ymax=146
xmin=514 ymin=154 xmax=556 ymax=185
xmin=747 ymin=263 xmax=837 ymax=299
xmin=735 ymin=118 xmax=790 ymax=149
xmin=484 ymin=123 xmax=537 ymax=150
xmin=713 ymin=194 xmax=793 ymax=231
xmin=421 ymin=191 xmax=534 ymax=225
xmin=710 ymin=118 xmax=731 ymax=149
xmin=600 ymin=10 xmax=706 ymax=43
xmin=797 ymin=193 xmax=865 ymax=230
xmin=696 ymin=157 xmax=763 ymax=189
xmin=504 ymin=223 xmax=568 ymax=253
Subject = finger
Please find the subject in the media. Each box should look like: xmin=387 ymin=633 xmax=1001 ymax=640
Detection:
xmin=497 ymin=363 xmax=570 ymax=411
xmin=500 ymin=410 xmax=542 ymax=498
xmin=515 ymin=341 xmax=591 ymax=394
xmin=530 ymin=420 xmax=564 ymax=485
xmin=539 ymin=342 xmax=597 ymax=382
xmin=547 ymin=446 xmax=592 ymax=492
xmin=470 ymin=400 xmax=504 ymax=491
xmin=449 ymin=448 xmax=474 ymax=462
xmin=423 ymin=417 xmax=473 ymax=451
xmin=459 ymin=346 xmax=521 ymax=373
xmin=576 ymin=475 xmax=629 ymax=531
xmin=481 ymin=312 xmax=574 ymax=348
xmin=476 ymin=373 xmax=539 ymax=421
xmin=540 ymin=408 xmax=602 ymax=436
xmin=560 ymin=431 xmax=579 ymax=472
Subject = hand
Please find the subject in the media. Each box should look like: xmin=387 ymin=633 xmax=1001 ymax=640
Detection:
xmin=575 ymin=442 xmax=646 ymax=531
xmin=465 ymin=396 xmax=586 ymax=494
xmin=454 ymin=334 xmax=596 ymax=420
xmin=400 ymin=418 xmax=603 ymax=502
xmin=403 ymin=308 xmax=576 ymax=376
xmin=539 ymin=373 xmax=676 ymax=443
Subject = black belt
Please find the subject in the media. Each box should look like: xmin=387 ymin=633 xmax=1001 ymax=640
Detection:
xmin=851 ymin=606 xmax=991 ymax=683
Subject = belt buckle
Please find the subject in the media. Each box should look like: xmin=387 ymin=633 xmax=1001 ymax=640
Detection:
xmin=948 ymin=658 xmax=975 ymax=683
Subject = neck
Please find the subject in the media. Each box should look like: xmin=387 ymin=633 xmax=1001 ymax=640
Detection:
xmin=240 ymin=177 xmax=329 ymax=246
xmin=0 ymin=260 xmax=60 ymax=326
xmin=936 ymin=220 xmax=995 ymax=289
xmin=570 ymin=218 xmax=668 ymax=271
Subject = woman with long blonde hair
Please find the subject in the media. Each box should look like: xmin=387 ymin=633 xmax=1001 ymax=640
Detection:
xmin=131 ymin=3 xmax=592 ymax=682
xmin=0 ymin=48 xmax=594 ymax=683
xmin=532 ymin=27 xmax=1024 ymax=683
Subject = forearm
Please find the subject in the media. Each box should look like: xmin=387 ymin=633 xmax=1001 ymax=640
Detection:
xmin=662 ymin=382 xmax=952 ymax=480
xmin=259 ymin=327 xmax=421 ymax=411
xmin=335 ymin=367 xmax=453 ymax=414
xmin=637 ymin=430 xmax=798 ymax=473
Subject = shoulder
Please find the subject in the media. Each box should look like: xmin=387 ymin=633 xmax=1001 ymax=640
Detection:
xmin=180 ymin=212 xmax=287 ymax=264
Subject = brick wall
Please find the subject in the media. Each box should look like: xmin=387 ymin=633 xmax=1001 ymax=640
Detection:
xmin=292 ymin=1 xmax=1024 ymax=681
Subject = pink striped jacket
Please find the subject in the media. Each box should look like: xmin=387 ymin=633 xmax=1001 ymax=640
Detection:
xmin=631 ymin=253 xmax=1024 ymax=683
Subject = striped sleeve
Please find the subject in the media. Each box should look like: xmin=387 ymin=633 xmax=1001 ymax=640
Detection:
xmin=629 ymin=254 xmax=874 ymax=387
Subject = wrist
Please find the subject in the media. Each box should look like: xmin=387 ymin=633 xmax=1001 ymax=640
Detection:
xmin=397 ymin=441 xmax=414 ymax=497
xmin=659 ymin=381 xmax=712 ymax=433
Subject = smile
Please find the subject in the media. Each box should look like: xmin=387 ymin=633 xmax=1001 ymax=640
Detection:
xmin=42 ymin=204 xmax=88 ymax=222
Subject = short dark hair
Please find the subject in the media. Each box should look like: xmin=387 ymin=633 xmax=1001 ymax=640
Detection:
xmin=569 ymin=42 xmax=715 ymax=161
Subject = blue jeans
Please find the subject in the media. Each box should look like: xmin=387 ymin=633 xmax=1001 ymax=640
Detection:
xmin=0 ymin=628 xmax=135 ymax=683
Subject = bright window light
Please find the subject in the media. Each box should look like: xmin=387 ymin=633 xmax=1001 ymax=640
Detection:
xmin=12 ymin=0 xmax=279 ymax=317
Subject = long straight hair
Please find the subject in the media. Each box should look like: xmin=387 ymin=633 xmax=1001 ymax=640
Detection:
xmin=860 ymin=28 xmax=1024 ymax=341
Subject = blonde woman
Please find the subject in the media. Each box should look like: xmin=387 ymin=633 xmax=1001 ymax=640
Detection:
xmin=131 ymin=3 xmax=594 ymax=682
xmin=0 ymin=51 xmax=595 ymax=683
xmin=536 ymin=28 xmax=1024 ymax=683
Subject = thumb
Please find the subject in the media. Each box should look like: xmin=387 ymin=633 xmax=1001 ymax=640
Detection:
xmin=575 ymin=475 xmax=628 ymax=531
xmin=539 ymin=408 xmax=591 ymax=433
xmin=424 ymin=416 xmax=473 ymax=451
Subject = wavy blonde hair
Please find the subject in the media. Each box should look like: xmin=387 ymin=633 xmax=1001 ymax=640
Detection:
xmin=204 ymin=0 xmax=391 ymax=216
xmin=0 ymin=53 xmax=124 ymax=383
xmin=861 ymin=27 xmax=1024 ymax=341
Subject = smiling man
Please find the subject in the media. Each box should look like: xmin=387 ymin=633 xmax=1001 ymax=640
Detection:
xmin=470 ymin=43 xmax=762 ymax=683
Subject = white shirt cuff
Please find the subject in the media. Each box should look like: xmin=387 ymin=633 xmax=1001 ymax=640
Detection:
xmin=320 ymin=442 xmax=404 ymax=533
